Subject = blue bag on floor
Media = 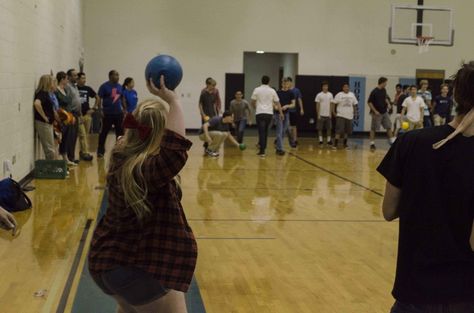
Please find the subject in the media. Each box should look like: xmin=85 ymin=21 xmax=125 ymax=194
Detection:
xmin=0 ymin=178 xmax=32 ymax=212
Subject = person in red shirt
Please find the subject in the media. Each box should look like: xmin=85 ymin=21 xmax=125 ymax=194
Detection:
xmin=89 ymin=76 xmax=197 ymax=313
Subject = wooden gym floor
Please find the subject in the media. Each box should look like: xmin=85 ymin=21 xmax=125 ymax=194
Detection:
xmin=0 ymin=133 xmax=397 ymax=313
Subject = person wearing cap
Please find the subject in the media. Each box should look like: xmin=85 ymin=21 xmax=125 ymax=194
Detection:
xmin=377 ymin=61 xmax=474 ymax=313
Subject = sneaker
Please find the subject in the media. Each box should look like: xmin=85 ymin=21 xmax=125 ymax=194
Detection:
xmin=276 ymin=150 xmax=286 ymax=156
xmin=97 ymin=153 xmax=104 ymax=159
xmin=344 ymin=145 xmax=351 ymax=150
xmin=370 ymin=144 xmax=376 ymax=151
xmin=72 ymin=159 xmax=80 ymax=164
xmin=331 ymin=145 xmax=338 ymax=150
xmin=319 ymin=141 xmax=323 ymax=148
xmin=67 ymin=160 xmax=77 ymax=167
xmin=205 ymin=149 xmax=219 ymax=157
xmin=290 ymin=144 xmax=297 ymax=149
xmin=80 ymin=153 xmax=93 ymax=161
xmin=257 ymin=151 xmax=266 ymax=158
xmin=327 ymin=140 xmax=333 ymax=146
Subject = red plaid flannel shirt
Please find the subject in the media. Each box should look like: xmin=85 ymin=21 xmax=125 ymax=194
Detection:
xmin=88 ymin=130 xmax=197 ymax=292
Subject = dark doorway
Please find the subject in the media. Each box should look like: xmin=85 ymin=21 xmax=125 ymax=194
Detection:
xmin=224 ymin=73 xmax=245 ymax=111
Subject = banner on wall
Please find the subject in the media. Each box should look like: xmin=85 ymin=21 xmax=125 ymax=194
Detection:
xmin=349 ymin=76 xmax=366 ymax=132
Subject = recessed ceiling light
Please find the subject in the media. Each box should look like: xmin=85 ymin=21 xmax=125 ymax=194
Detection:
xmin=256 ymin=51 xmax=265 ymax=54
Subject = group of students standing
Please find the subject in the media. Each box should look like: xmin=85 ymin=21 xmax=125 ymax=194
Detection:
xmin=33 ymin=69 xmax=139 ymax=168
xmin=198 ymin=76 xmax=304 ymax=157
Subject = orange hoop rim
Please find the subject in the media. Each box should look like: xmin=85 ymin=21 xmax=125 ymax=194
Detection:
xmin=416 ymin=36 xmax=434 ymax=44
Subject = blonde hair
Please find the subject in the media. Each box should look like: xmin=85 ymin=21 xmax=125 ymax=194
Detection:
xmin=419 ymin=79 xmax=429 ymax=87
xmin=110 ymin=99 xmax=168 ymax=219
xmin=35 ymin=75 xmax=54 ymax=94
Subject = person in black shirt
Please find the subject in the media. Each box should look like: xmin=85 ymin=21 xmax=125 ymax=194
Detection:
xmin=77 ymin=72 xmax=99 ymax=135
xmin=34 ymin=74 xmax=58 ymax=160
xmin=368 ymin=77 xmax=396 ymax=150
xmin=394 ymin=85 xmax=409 ymax=135
xmin=198 ymin=78 xmax=221 ymax=122
xmin=275 ymin=78 xmax=295 ymax=155
xmin=378 ymin=61 xmax=474 ymax=313
xmin=433 ymin=84 xmax=453 ymax=126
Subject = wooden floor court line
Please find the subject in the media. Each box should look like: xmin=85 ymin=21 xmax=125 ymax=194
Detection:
xmin=56 ymin=219 xmax=93 ymax=313
xmin=289 ymin=152 xmax=384 ymax=197
xmin=196 ymin=237 xmax=276 ymax=240
xmin=189 ymin=218 xmax=388 ymax=222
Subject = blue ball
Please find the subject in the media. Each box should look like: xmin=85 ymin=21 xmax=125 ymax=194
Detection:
xmin=145 ymin=54 xmax=183 ymax=90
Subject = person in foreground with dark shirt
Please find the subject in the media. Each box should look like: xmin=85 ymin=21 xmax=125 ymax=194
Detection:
xmin=89 ymin=76 xmax=197 ymax=313
xmin=377 ymin=61 xmax=474 ymax=313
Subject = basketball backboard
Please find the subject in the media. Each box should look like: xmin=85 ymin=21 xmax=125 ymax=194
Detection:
xmin=389 ymin=4 xmax=454 ymax=46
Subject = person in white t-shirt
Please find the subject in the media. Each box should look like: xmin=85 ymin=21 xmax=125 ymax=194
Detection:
xmin=315 ymin=81 xmax=334 ymax=147
xmin=401 ymin=85 xmax=426 ymax=130
xmin=418 ymin=79 xmax=433 ymax=127
xmin=251 ymin=75 xmax=282 ymax=157
xmin=332 ymin=83 xmax=358 ymax=150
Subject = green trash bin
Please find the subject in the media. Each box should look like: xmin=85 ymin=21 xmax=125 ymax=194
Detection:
xmin=35 ymin=160 xmax=67 ymax=179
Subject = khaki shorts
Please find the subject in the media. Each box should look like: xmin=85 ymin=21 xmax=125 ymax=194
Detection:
xmin=433 ymin=114 xmax=446 ymax=126
xmin=336 ymin=117 xmax=353 ymax=135
xmin=408 ymin=120 xmax=423 ymax=130
xmin=371 ymin=112 xmax=392 ymax=131
xmin=317 ymin=116 xmax=332 ymax=131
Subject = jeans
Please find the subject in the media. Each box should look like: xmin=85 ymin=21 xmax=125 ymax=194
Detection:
xmin=97 ymin=114 xmax=124 ymax=155
xmin=423 ymin=115 xmax=433 ymax=128
xmin=274 ymin=112 xmax=289 ymax=152
xmin=390 ymin=301 xmax=474 ymax=313
xmin=59 ymin=122 xmax=78 ymax=161
xmin=256 ymin=114 xmax=273 ymax=153
xmin=235 ymin=119 xmax=247 ymax=143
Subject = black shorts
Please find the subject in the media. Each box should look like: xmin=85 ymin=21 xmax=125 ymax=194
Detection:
xmin=91 ymin=267 xmax=169 ymax=306
xmin=289 ymin=112 xmax=298 ymax=127
xmin=335 ymin=117 xmax=353 ymax=135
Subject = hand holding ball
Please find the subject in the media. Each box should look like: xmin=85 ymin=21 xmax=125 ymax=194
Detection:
xmin=203 ymin=115 xmax=210 ymax=122
xmin=145 ymin=55 xmax=183 ymax=91
xmin=402 ymin=121 xmax=409 ymax=130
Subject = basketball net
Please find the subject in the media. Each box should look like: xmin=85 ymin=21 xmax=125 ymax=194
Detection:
xmin=417 ymin=36 xmax=434 ymax=54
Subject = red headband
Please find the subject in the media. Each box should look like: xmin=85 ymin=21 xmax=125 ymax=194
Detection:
xmin=123 ymin=113 xmax=152 ymax=140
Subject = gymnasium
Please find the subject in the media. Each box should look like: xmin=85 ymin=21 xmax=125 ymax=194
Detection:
xmin=0 ymin=1 xmax=473 ymax=312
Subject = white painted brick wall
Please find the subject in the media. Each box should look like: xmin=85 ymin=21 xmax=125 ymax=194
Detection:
xmin=0 ymin=0 xmax=83 ymax=180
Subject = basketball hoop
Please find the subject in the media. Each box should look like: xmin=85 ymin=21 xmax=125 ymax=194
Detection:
xmin=417 ymin=36 xmax=434 ymax=54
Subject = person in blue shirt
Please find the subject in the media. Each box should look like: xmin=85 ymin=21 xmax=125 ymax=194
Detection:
xmin=97 ymin=70 xmax=124 ymax=158
xmin=122 ymin=77 xmax=138 ymax=113
xmin=288 ymin=78 xmax=304 ymax=147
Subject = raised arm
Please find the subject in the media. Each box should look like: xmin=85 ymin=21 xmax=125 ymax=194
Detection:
xmin=147 ymin=75 xmax=185 ymax=137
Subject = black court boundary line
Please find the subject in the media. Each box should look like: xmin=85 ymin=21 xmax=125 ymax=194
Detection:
xmin=56 ymin=219 xmax=92 ymax=313
xmin=189 ymin=218 xmax=387 ymax=222
xmin=289 ymin=152 xmax=384 ymax=197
